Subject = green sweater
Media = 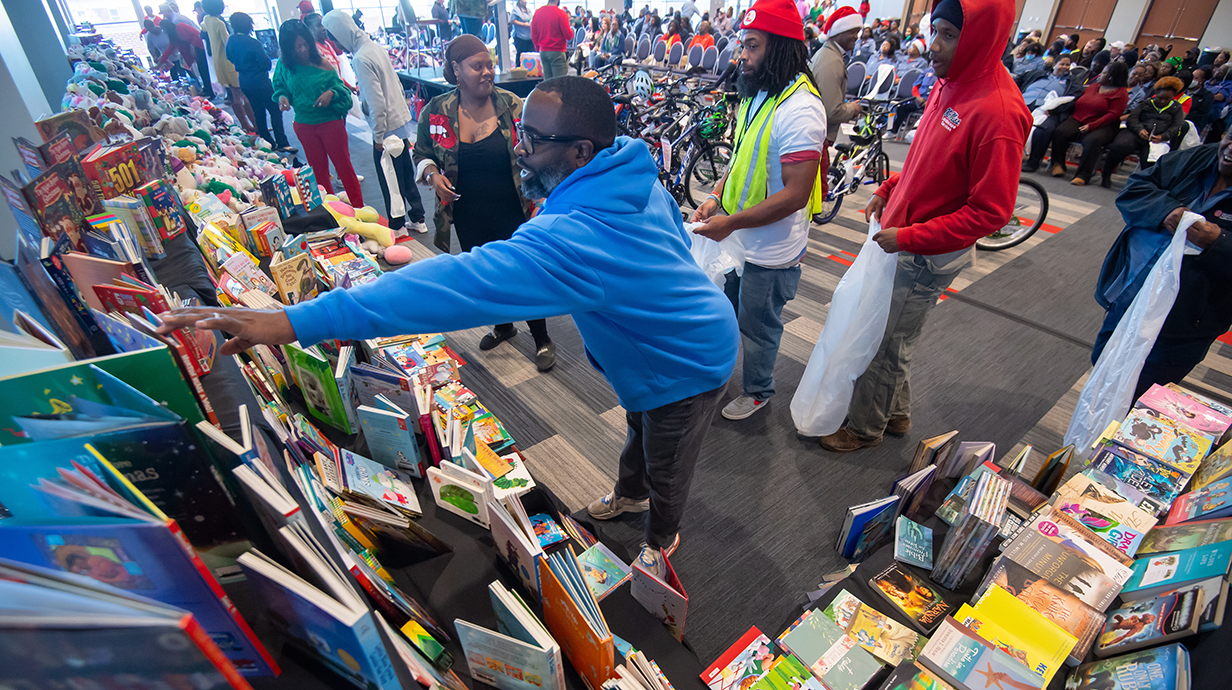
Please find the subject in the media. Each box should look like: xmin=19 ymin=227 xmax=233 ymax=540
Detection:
xmin=271 ymin=61 xmax=353 ymax=125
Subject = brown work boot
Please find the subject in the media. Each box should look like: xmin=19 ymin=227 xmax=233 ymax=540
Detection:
xmin=818 ymin=426 xmax=883 ymax=453
xmin=885 ymin=417 xmax=912 ymax=437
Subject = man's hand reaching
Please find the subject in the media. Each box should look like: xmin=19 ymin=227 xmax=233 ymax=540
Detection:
xmin=157 ymin=307 xmax=297 ymax=357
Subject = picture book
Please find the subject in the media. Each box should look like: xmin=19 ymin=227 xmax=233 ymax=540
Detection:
xmin=1087 ymin=442 xmax=1189 ymax=513
xmin=974 ymin=556 xmax=1102 ymax=665
xmin=530 ymin=514 xmax=569 ymax=548
xmin=36 ymin=110 xmax=101 ymax=152
xmin=24 ymin=167 xmax=87 ymax=250
xmin=13 ymin=135 xmax=45 ymax=177
xmin=0 ymin=562 xmax=254 ymax=690
xmin=877 ymin=661 xmax=956 ymax=690
xmin=1081 ymin=466 xmax=1168 ymax=519
xmin=962 ymin=586 xmax=1076 ymax=684
xmin=350 ymin=363 xmax=419 ymax=413
xmin=339 ymin=448 xmax=422 ymax=516
xmin=283 ymin=342 xmax=352 ymax=433
xmin=1051 ymin=473 xmax=1159 ymax=556
xmin=1095 ymin=587 xmax=1203 ymax=656
xmin=700 ymin=626 xmax=774 ymax=690
xmin=579 ymin=542 xmax=631 ymax=601
xmin=821 ymin=589 xmax=926 ymax=666
xmin=869 ymin=563 xmax=952 ymax=633
xmin=910 ymin=430 xmax=958 ymax=475
xmin=1189 ymin=439 xmax=1232 ymax=492
xmin=748 ymin=654 xmax=825 ymax=690
xmin=490 ymin=498 xmax=543 ymax=598
xmin=1119 ymin=541 xmax=1232 ymax=599
xmin=270 ymin=251 xmax=318 ymax=304
xmin=538 ymin=548 xmax=613 ymax=690
xmin=919 ymin=617 xmax=1045 ymax=690
xmin=1164 ymin=478 xmax=1232 ymax=524
xmin=238 ymin=549 xmax=397 ymax=689
xmin=894 ymin=516 xmax=933 ymax=570
xmin=1113 ymin=407 xmax=1213 ymax=475
xmin=631 ymin=549 xmax=688 ymax=642
xmin=133 ymin=179 xmax=186 ymax=242
xmin=1113 ymin=576 xmax=1226 ymax=637
xmin=357 ymin=394 xmax=425 ymax=477
xmin=774 ymin=609 xmax=882 ymax=690
xmin=1064 ymin=643 xmax=1190 ymax=690
xmin=427 ymin=460 xmax=493 ymax=529
xmin=1137 ymin=383 xmax=1232 ymax=436
xmin=837 ymin=494 xmax=899 ymax=559
xmin=1137 ymin=518 xmax=1232 ymax=555
xmin=455 ymin=581 xmax=565 ymax=690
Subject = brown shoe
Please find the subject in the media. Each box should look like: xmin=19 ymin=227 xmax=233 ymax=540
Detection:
xmin=819 ymin=427 xmax=883 ymax=453
xmin=1071 ymin=176 xmax=1086 ymax=186
xmin=885 ymin=417 xmax=912 ymax=437
xmin=1050 ymin=165 xmax=1065 ymax=177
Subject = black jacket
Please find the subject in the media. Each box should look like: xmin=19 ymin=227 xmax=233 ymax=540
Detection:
xmin=1127 ymin=98 xmax=1186 ymax=141
xmin=1188 ymin=87 xmax=1216 ymax=130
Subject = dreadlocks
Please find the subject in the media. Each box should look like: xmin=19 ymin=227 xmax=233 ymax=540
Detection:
xmin=737 ymin=32 xmax=816 ymax=100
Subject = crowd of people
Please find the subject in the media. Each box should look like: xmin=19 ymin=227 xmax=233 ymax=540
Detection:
xmin=155 ymin=0 xmax=1232 ymax=581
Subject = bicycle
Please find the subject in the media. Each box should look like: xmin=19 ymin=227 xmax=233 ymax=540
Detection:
xmin=643 ymin=102 xmax=733 ymax=209
xmin=813 ymin=100 xmax=894 ymax=225
xmin=974 ymin=178 xmax=1049 ymax=250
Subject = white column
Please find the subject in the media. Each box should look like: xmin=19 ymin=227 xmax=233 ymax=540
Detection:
xmin=0 ymin=1 xmax=51 ymax=261
xmin=1104 ymin=0 xmax=1150 ymax=45
xmin=1201 ymin=0 xmax=1232 ymax=50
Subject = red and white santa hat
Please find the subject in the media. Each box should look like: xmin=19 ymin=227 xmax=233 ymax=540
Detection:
xmin=740 ymin=0 xmax=805 ymax=42
xmin=823 ymin=6 xmax=862 ymax=37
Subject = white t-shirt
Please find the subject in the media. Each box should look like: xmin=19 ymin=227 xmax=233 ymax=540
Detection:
xmin=734 ymin=86 xmax=828 ymax=267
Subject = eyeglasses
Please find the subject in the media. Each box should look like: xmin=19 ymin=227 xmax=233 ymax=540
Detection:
xmin=516 ymin=123 xmax=589 ymax=155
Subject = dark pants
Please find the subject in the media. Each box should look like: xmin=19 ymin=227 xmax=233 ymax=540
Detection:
xmin=614 ymin=384 xmax=725 ymax=549
xmin=892 ymin=99 xmax=921 ymax=133
xmin=1093 ymin=308 xmax=1217 ymax=401
xmin=1102 ymin=129 xmax=1151 ymax=180
xmin=371 ymin=138 xmax=426 ymax=227
xmin=196 ymin=48 xmax=215 ymax=98
xmin=1042 ymin=117 xmax=1116 ymax=179
xmin=492 ymin=320 xmax=550 ymax=346
xmin=514 ymin=37 xmax=534 ymax=64
xmin=242 ymin=82 xmax=288 ymax=149
xmin=1026 ymin=114 xmax=1061 ymax=165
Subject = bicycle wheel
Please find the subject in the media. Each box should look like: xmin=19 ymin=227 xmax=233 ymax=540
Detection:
xmin=976 ymin=178 xmax=1049 ymax=251
xmin=812 ymin=165 xmax=845 ymax=225
xmin=683 ymin=142 xmax=733 ymax=208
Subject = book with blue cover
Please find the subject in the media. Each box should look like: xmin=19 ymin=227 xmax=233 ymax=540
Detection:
xmin=838 ymin=495 xmax=900 ymax=559
xmin=358 ymin=394 xmax=425 ymax=477
xmin=455 ymin=581 xmax=565 ymax=690
xmin=1120 ymin=541 xmax=1232 ymax=599
xmin=338 ymin=448 xmax=422 ymax=516
xmin=1165 ymin=478 xmax=1232 ymax=524
xmin=1066 ymin=642 xmax=1190 ymax=690
xmin=894 ymin=516 xmax=934 ymax=569
xmin=919 ymin=617 xmax=1044 ymax=690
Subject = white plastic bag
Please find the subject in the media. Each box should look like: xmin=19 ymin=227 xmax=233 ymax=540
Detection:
xmin=686 ymin=222 xmax=745 ymax=286
xmin=790 ymin=219 xmax=897 ymax=436
xmin=1147 ymin=140 xmax=1171 ymax=162
xmin=1063 ymin=211 xmax=1205 ymax=452
xmin=1180 ymin=121 xmax=1202 ymax=150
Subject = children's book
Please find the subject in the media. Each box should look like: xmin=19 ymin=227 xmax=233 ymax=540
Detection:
xmin=0 ymin=310 xmax=71 ymax=376
xmin=1087 ymin=442 xmax=1189 ymax=513
xmin=1164 ymin=478 xmax=1232 ymax=524
xmin=837 ymin=495 xmax=899 ymax=559
xmin=868 ymin=563 xmax=952 ymax=633
xmin=877 ymin=661 xmax=956 ymax=690
xmin=1113 ymin=407 xmax=1214 ymax=475
xmin=270 ymin=251 xmax=318 ymax=304
xmin=1187 ymin=575 xmax=1229 ymax=632
xmin=962 ymin=585 xmax=1077 ymax=684
xmin=1095 ymin=586 xmax=1204 ymax=656
xmin=339 ymin=448 xmax=422 ymax=516
xmin=748 ymin=654 xmax=825 ymax=690
xmin=490 ymin=498 xmax=543 ymax=598
xmin=578 ymin=542 xmax=631 ymax=602
xmin=1137 ymin=517 xmax=1232 ymax=555
xmin=1065 ymin=643 xmax=1190 ymax=690
xmin=1051 ymin=473 xmax=1159 ymax=556
xmin=357 ymin=394 xmax=425 ymax=477
xmin=455 ymin=581 xmax=565 ymax=690
xmin=631 ymin=549 xmax=688 ymax=642
xmin=426 ymin=460 xmax=493 ymax=529
xmin=1118 ymin=541 xmax=1232 ymax=599
xmin=529 ymin=514 xmax=569 ymax=548
xmin=1081 ymin=466 xmax=1168 ymax=519
xmin=538 ymin=548 xmax=613 ymax=690
xmin=774 ymin=609 xmax=882 ymax=690
xmin=1189 ymin=439 xmax=1232 ymax=492
xmin=821 ymin=589 xmax=926 ymax=666
xmin=918 ymin=617 xmax=1044 ymax=690
xmin=973 ymin=556 xmax=1102 ymax=665
xmin=894 ymin=516 xmax=934 ymax=570
xmin=283 ymin=341 xmax=353 ymax=433
xmin=1137 ymin=383 xmax=1232 ymax=436
xmin=700 ymin=626 xmax=774 ymax=690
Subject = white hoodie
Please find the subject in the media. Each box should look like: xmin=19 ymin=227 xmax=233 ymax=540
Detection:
xmin=321 ymin=10 xmax=413 ymax=140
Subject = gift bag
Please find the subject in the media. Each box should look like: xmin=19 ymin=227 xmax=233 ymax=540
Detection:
xmin=686 ymin=222 xmax=745 ymax=286
xmin=791 ymin=219 xmax=897 ymax=436
xmin=1063 ymin=211 xmax=1204 ymax=452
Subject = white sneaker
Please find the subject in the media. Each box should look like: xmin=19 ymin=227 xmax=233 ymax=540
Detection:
xmin=587 ymin=491 xmax=649 ymax=520
xmin=722 ymin=395 xmax=768 ymax=420
xmin=408 ymin=220 xmax=428 ymax=234
xmin=636 ymin=544 xmax=667 ymax=580
xmin=641 ymin=533 xmax=680 ymax=557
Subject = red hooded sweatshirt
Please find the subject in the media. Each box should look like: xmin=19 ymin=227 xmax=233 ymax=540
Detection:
xmin=874 ymin=0 xmax=1031 ymax=256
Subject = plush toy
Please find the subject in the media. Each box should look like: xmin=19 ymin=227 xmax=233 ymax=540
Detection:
xmin=384 ymin=244 xmax=413 ymax=265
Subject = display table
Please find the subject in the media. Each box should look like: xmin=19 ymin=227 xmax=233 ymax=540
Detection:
xmin=398 ymin=67 xmax=542 ymax=100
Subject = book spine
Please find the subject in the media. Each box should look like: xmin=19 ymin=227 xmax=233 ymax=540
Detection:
xmin=353 ymin=612 xmax=402 ymax=690
xmin=350 ymin=564 xmax=411 ymax=628
xmin=180 ymin=612 xmax=260 ymax=689
xmin=165 ymin=518 xmax=281 ymax=676
xmin=168 ymin=336 xmax=221 ymax=426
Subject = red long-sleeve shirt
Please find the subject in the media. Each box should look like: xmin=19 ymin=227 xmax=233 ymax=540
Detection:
xmin=1073 ymin=83 xmax=1130 ymax=131
xmin=531 ymin=5 xmax=572 ymax=52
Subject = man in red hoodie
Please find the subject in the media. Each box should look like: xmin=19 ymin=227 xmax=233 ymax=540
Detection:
xmin=819 ymin=0 xmax=1031 ymax=452
xmin=532 ymin=0 xmax=574 ymax=79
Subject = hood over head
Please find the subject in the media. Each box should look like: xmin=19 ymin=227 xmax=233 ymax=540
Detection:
xmin=321 ymin=9 xmax=367 ymax=52
xmin=544 ymin=137 xmax=660 ymax=216
xmin=934 ymin=0 xmax=1012 ymax=83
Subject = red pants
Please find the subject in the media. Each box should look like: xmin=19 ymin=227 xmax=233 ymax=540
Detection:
xmin=293 ymin=119 xmax=363 ymax=206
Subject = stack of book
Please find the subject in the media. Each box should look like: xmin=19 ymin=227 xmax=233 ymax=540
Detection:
xmin=931 ymin=472 xmax=1008 ymax=589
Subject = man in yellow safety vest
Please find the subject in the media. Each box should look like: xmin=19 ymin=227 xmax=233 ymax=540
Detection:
xmin=691 ymin=0 xmax=827 ymax=421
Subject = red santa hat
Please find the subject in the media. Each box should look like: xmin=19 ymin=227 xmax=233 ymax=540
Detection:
xmin=740 ymin=0 xmax=805 ymax=42
xmin=823 ymin=6 xmax=862 ymax=37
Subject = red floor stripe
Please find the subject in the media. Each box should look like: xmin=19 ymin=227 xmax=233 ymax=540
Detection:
xmin=1016 ymin=218 xmax=1064 ymax=234
xmin=1218 ymin=332 xmax=1232 ymax=345
xmin=827 ymin=254 xmax=854 ymax=266
xmin=838 ymin=249 xmax=858 ymax=258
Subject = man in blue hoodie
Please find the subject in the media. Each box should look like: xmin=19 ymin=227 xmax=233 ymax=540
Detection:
xmin=158 ymin=77 xmax=739 ymax=578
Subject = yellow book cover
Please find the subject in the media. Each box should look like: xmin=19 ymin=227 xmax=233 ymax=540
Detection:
xmin=967 ymin=585 xmax=1077 ymax=684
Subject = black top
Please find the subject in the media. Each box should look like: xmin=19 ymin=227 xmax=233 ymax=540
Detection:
xmin=451 ymin=129 xmax=526 ymax=252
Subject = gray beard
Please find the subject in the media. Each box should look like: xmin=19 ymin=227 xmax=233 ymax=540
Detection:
xmin=520 ymin=163 xmax=573 ymax=200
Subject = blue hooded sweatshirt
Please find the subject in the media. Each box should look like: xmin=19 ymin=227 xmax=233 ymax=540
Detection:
xmin=285 ymin=136 xmax=739 ymax=412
